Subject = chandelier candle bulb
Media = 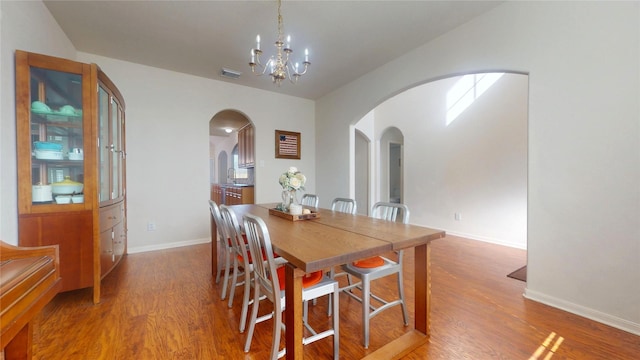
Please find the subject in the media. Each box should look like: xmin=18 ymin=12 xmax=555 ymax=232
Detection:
xmin=286 ymin=35 xmax=291 ymax=49
xmin=305 ymin=49 xmax=309 ymax=62
xmin=256 ymin=35 xmax=260 ymax=50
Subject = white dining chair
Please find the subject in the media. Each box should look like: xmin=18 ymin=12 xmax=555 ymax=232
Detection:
xmin=339 ymin=201 xmax=410 ymax=349
xmin=300 ymin=193 xmax=319 ymax=208
xmin=209 ymin=200 xmax=234 ymax=300
xmin=242 ymin=213 xmax=340 ymax=360
xmin=220 ymin=205 xmax=287 ymax=333
xmin=219 ymin=205 xmax=252 ymax=332
xmin=326 ymin=197 xmax=358 ymax=313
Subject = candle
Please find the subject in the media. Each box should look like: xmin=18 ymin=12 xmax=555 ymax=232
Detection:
xmin=289 ymin=204 xmax=302 ymax=215
xmin=250 ymin=49 xmax=255 ymax=63
xmin=256 ymin=35 xmax=261 ymax=50
xmin=305 ymin=48 xmax=309 ymax=62
xmin=286 ymin=35 xmax=291 ymax=49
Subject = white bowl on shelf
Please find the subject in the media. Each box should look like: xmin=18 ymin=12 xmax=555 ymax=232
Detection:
xmin=55 ymin=195 xmax=71 ymax=204
xmin=51 ymin=176 xmax=83 ymax=195
xmin=71 ymin=195 xmax=84 ymax=203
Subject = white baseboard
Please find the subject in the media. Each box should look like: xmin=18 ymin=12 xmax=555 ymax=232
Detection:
xmin=127 ymin=237 xmax=211 ymax=254
xmin=524 ymin=288 xmax=640 ymax=336
xmin=443 ymin=229 xmax=527 ymax=250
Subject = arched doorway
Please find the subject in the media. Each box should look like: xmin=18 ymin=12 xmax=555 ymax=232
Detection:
xmin=209 ymin=110 xmax=255 ymax=205
xmin=209 ymin=110 xmax=253 ymax=184
xmin=353 ymin=72 xmax=528 ymax=249
xmin=380 ymin=127 xmax=404 ymax=204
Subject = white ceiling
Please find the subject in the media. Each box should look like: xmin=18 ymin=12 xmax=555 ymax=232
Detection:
xmin=43 ymin=0 xmax=502 ymax=100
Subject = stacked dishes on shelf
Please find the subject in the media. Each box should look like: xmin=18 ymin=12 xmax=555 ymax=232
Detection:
xmin=52 ymin=176 xmax=84 ymax=204
xmin=31 ymin=101 xmax=82 ymax=120
xmin=33 ymin=141 xmax=63 ymax=160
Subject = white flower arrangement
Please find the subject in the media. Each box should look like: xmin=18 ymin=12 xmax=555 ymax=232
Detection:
xmin=279 ymin=166 xmax=306 ymax=192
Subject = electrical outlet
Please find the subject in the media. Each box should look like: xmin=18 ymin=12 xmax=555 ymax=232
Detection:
xmin=454 ymin=213 xmax=462 ymax=221
xmin=147 ymin=221 xmax=157 ymax=231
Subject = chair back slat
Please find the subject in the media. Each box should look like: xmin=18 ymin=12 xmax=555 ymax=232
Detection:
xmin=331 ymin=197 xmax=357 ymax=214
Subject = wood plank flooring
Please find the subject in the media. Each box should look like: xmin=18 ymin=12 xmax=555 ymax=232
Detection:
xmin=27 ymin=235 xmax=640 ymax=359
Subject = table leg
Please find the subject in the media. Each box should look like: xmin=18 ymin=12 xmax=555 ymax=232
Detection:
xmin=414 ymin=243 xmax=430 ymax=335
xmin=284 ymin=263 xmax=305 ymax=359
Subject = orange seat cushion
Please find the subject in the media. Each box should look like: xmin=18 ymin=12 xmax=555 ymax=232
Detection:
xmin=277 ymin=267 xmax=323 ymax=290
xmin=352 ymin=256 xmax=384 ymax=268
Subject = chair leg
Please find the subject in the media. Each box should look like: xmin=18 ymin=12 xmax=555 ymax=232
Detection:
xmin=220 ymin=247 xmax=232 ymax=300
xmin=244 ymin=285 xmax=261 ymax=353
xmin=270 ymin=307 xmax=283 ymax=360
xmin=362 ymin=275 xmax=371 ymax=349
xmin=327 ymin=268 xmax=334 ymax=316
xmin=332 ymin=283 xmax=340 ymax=360
xmin=215 ymin=240 xmax=225 ymax=284
xmin=227 ymin=258 xmax=240 ymax=308
xmin=239 ymin=270 xmax=252 ymax=333
xmin=397 ymin=269 xmax=409 ymax=326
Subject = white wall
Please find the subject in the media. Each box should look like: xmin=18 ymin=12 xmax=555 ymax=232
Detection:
xmin=362 ymin=73 xmax=528 ymax=249
xmin=0 ymin=1 xmax=316 ymax=253
xmin=316 ymin=2 xmax=639 ymax=334
xmin=77 ymin=52 xmax=316 ymax=253
xmin=0 ymin=1 xmax=77 ymax=245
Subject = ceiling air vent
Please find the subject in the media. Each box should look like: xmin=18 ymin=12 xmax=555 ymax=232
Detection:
xmin=220 ymin=68 xmax=241 ymax=80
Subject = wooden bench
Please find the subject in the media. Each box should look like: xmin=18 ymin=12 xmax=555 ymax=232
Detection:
xmin=1 ymin=241 xmax=61 ymax=360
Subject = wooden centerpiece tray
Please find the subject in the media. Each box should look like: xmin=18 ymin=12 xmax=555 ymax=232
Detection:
xmin=269 ymin=207 xmax=320 ymax=221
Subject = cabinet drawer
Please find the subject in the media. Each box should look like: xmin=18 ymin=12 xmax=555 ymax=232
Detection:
xmin=99 ymin=202 xmax=123 ymax=233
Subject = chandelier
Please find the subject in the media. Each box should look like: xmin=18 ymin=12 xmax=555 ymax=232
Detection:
xmin=249 ymin=0 xmax=310 ymax=86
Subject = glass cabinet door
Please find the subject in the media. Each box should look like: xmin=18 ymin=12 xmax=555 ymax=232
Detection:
xmin=98 ymin=85 xmax=110 ymax=202
xmin=98 ymin=83 xmax=125 ymax=204
xmin=29 ymin=67 xmax=84 ymax=205
xmin=111 ymin=97 xmax=122 ymax=200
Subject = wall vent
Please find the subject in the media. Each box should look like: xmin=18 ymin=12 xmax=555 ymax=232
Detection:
xmin=220 ymin=68 xmax=242 ymax=79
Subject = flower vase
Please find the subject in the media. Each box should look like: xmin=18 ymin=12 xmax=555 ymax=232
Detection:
xmin=281 ymin=190 xmax=299 ymax=212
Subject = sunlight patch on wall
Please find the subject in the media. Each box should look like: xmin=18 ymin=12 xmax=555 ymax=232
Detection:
xmin=446 ymin=73 xmax=504 ymax=125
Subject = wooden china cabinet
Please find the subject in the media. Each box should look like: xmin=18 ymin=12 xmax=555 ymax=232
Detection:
xmin=15 ymin=50 xmax=126 ymax=304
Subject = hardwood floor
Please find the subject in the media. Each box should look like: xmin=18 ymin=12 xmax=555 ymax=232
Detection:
xmin=29 ymin=235 xmax=639 ymax=359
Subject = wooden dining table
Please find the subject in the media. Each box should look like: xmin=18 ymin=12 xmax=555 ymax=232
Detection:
xmin=210 ymin=203 xmax=445 ymax=359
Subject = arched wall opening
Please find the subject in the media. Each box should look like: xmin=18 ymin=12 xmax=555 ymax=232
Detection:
xmin=353 ymin=72 xmax=528 ymax=249
xmin=209 ymin=109 xmax=255 ymax=187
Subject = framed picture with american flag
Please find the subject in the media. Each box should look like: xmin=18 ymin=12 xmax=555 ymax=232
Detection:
xmin=275 ymin=130 xmax=301 ymax=159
